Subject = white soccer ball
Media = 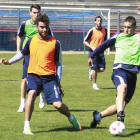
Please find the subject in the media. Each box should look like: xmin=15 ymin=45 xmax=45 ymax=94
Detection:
xmin=109 ymin=121 xmax=126 ymax=136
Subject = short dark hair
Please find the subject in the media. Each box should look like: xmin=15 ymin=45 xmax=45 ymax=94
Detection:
xmin=36 ymin=13 xmax=50 ymax=27
xmin=95 ymin=16 xmax=102 ymax=21
xmin=30 ymin=4 xmax=41 ymax=12
xmin=125 ymin=16 xmax=136 ymax=27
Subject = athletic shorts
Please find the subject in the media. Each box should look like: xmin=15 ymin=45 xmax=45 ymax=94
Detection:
xmin=22 ymin=55 xmax=30 ymax=79
xmin=27 ymin=73 xmax=62 ymax=104
xmin=111 ymin=68 xmax=137 ymax=103
xmin=89 ymin=50 xmax=106 ymax=70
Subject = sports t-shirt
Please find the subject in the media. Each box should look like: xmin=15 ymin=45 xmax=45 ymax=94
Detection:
xmin=21 ymin=35 xmax=61 ymax=75
xmin=114 ymin=33 xmax=140 ymax=65
xmin=84 ymin=27 xmax=107 ymax=50
xmin=18 ymin=20 xmax=53 ymax=49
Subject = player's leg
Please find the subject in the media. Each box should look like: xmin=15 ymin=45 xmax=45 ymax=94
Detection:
xmin=91 ymin=69 xmax=132 ymax=127
xmin=17 ymin=78 xmax=27 ymax=112
xmin=92 ymin=68 xmax=100 ymax=89
xmin=90 ymin=55 xmax=100 ymax=89
xmin=88 ymin=50 xmax=93 ymax=81
xmin=101 ymin=104 xmax=117 ymax=118
xmin=97 ymin=68 xmax=105 ymax=72
xmin=43 ymin=75 xmax=82 ymax=131
xmin=23 ymin=74 xmax=42 ymax=135
xmin=91 ymin=102 xmax=126 ymax=127
xmin=21 ymin=78 xmax=27 ymax=99
xmin=116 ymin=70 xmax=137 ymax=122
xmin=23 ymin=89 xmax=37 ymax=135
xmin=17 ymin=56 xmax=29 ymax=112
xmin=89 ymin=69 xmax=93 ymax=81
xmin=116 ymin=84 xmax=127 ymax=113
xmin=96 ymin=53 xmax=105 ymax=73
xmin=39 ymin=90 xmax=46 ymax=109
xmin=90 ymin=104 xmax=117 ymax=128
xmin=53 ymin=101 xmax=82 ymax=131
xmin=112 ymin=69 xmax=129 ymax=122
xmin=24 ymin=90 xmax=37 ymax=120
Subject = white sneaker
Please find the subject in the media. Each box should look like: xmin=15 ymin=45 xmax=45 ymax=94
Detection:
xmin=89 ymin=69 xmax=93 ymax=81
xmin=92 ymin=84 xmax=100 ymax=90
xmin=39 ymin=92 xmax=46 ymax=109
xmin=23 ymin=127 xmax=34 ymax=135
xmin=17 ymin=104 xmax=25 ymax=112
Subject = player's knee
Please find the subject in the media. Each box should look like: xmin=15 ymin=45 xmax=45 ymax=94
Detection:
xmin=117 ymin=84 xmax=127 ymax=95
xmin=22 ymin=78 xmax=27 ymax=84
xmin=53 ymin=101 xmax=63 ymax=109
xmin=100 ymin=68 xmax=105 ymax=72
xmin=28 ymin=90 xmax=37 ymax=101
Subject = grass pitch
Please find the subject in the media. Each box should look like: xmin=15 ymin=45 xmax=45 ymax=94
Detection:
xmin=0 ymin=53 xmax=140 ymax=140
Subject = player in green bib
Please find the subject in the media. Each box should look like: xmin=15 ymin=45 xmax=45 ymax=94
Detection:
xmin=17 ymin=4 xmax=53 ymax=112
xmin=88 ymin=16 xmax=140 ymax=128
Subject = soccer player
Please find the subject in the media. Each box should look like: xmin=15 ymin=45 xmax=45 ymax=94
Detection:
xmin=83 ymin=16 xmax=107 ymax=90
xmin=88 ymin=16 xmax=139 ymax=127
xmin=1 ymin=13 xmax=82 ymax=135
xmin=17 ymin=4 xmax=53 ymax=112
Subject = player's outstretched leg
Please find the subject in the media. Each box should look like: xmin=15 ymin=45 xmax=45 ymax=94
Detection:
xmin=53 ymin=102 xmax=82 ymax=131
xmin=117 ymin=111 xmax=125 ymax=122
xmin=90 ymin=110 xmax=101 ymax=128
xmin=39 ymin=92 xmax=46 ymax=109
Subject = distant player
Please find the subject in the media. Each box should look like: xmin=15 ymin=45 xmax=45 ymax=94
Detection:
xmin=83 ymin=16 xmax=107 ymax=90
xmin=1 ymin=13 xmax=82 ymax=135
xmin=17 ymin=4 xmax=53 ymax=112
xmin=88 ymin=16 xmax=139 ymax=127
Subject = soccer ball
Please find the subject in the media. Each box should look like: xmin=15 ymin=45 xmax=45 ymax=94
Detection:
xmin=109 ymin=121 xmax=126 ymax=136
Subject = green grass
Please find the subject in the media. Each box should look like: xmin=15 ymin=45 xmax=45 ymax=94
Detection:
xmin=0 ymin=53 xmax=140 ymax=140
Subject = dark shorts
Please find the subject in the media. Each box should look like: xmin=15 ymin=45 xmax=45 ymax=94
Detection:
xmin=27 ymin=73 xmax=62 ymax=104
xmin=22 ymin=55 xmax=30 ymax=79
xmin=89 ymin=50 xmax=106 ymax=70
xmin=111 ymin=69 xmax=137 ymax=103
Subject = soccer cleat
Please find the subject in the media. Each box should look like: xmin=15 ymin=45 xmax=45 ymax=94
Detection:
xmin=89 ymin=69 xmax=92 ymax=81
xmin=71 ymin=115 xmax=82 ymax=131
xmin=117 ymin=111 xmax=125 ymax=122
xmin=92 ymin=84 xmax=100 ymax=90
xmin=23 ymin=127 xmax=34 ymax=135
xmin=90 ymin=110 xmax=101 ymax=128
xmin=17 ymin=105 xmax=25 ymax=112
xmin=39 ymin=92 xmax=46 ymax=109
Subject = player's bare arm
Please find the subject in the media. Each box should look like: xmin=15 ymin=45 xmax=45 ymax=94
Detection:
xmin=88 ymin=57 xmax=93 ymax=67
xmin=83 ymin=40 xmax=96 ymax=51
xmin=58 ymin=82 xmax=64 ymax=97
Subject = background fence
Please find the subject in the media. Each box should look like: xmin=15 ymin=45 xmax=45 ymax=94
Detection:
xmin=0 ymin=6 xmax=110 ymax=52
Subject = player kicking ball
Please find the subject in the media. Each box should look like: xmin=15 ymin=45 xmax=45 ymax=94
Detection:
xmin=0 ymin=13 xmax=82 ymax=135
xmin=88 ymin=16 xmax=140 ymax=128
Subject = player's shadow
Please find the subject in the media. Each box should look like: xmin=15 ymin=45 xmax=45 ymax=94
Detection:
xmin=0 ymin=80 xmax=19 ymax=81
xmin=101 ymin=87 xmax=116 ymax=89
xmin=41 ymin=109 xmax=94 ymax=112
xmin=123 ymin=127 xmax=140 ymax=137
xmin=33 ymin=126 xmax=107 ymax=134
